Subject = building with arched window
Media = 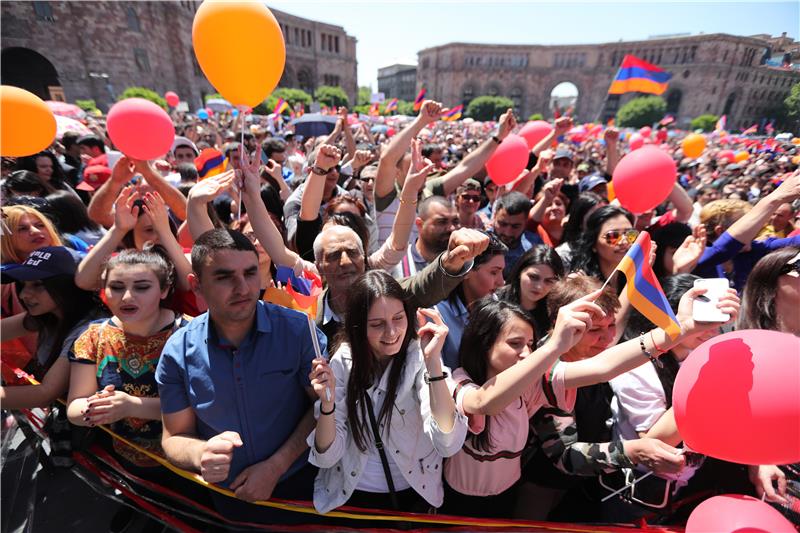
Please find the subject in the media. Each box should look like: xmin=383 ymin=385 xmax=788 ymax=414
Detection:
xmin=1 ymin=2 xmax=358 ymax=111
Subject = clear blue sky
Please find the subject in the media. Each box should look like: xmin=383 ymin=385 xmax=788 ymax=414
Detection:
xmin=269 ymin=1 xmax=799 ymax=89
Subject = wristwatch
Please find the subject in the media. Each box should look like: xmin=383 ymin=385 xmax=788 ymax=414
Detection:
xmin=491 ymin=135 xmax=502 ymax=145
xmin=424 ymin=371 xmax=448 ymax=384
xmin=312 ymin=166 xmax=332 ymax=175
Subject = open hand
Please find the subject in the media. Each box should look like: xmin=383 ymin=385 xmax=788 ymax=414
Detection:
xmin=142 ymin=191 xmax=171 ymax=236
xmin=187 ymin=170 xmax=235 ymax=204
xmin=113 ymin=185 xmax=140 ymax=232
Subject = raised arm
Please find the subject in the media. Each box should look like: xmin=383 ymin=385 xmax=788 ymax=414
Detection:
xmin=530 ymin=178 xmax=563 ymax=222
xmin=75 ymin=186 xmax=138 ymax=290
xmin=375 ymin=100 xmax=446 ymax=198
xmin=142 ymin=192 xmax=192 ymax=291
xmin=262 ymin=159 xmax=291 ymax=201
xmin=339 ymin=108 xmax=356 ymax=159
xmin=726 ymin=171 xmax=800 ymax=245
xmin=603 ymin=127 xmax=621 ymax=176
xmin=185 ymin=171 xmax=236 ymax=240
xmin=461 ymin=294 xmax=602 ymax=416
xmin=87 ymin=155 xmax=135 ymax=228
xmin=133 ymin=160 xmax=188 ymax=221
xmin=666 ymin=183 xmax=693 ymax=223
xmin=388 ymin=139 xmax=433 ymax=251
xmin=300 ymin=145 xmax=341 ymax=221
xmin=436 ymin=109 xmax=518 ymax=197
xmin=532 ymin=117 xmax=572 ymax=156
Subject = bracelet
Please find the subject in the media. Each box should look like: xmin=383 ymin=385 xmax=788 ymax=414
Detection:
xmin=492 ymin=135 xmax=502 ymax=145
xmin=320 ymin=404 xmax=335 ymax=416
xmin=638 ymin=334 xmax=663 ymax=368
xmin=649 ymin=330 xmax=667 ymax=354
xmin=311 ymin=166 xmax=332 ymax=175
xmin=424 ymin=371 xmax=448 ymax=384
xmin=399 ymin=195 xmax=418 ymax=206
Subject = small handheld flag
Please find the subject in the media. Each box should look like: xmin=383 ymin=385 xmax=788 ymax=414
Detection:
xmin=369 ymin=102 xmax=380 ymax=116
xmin=612 ymin=231 xmax=682 ymax=339
xmin=741 ymin=124 xmax=758 ymax=136
xmin=272 ymin=98 xmax=289 ymax=115
xmin=195 ymin=148 xmax=227 ymax=180
xmin=608 ymin=55 xmax=672 ymax=96
xmin=384 ymin=98 xmax=398 ymax=114
xmin=442 ymin=104 xmax=463 ymax=122
xmin=413 ymin=88 xmax=426 ymax=112
xmin=715 ymin=115 xmax=727 ymax=134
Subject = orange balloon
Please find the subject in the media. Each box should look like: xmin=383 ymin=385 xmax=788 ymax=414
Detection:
xmin=734 ymin=151 xmax=749 ymax=163
xmin=192 ymin=1 xmax=285 ymax=107
xmin=0 ymin=86 xmax=56 ymax=157
xmin=681 ymin=133 xmax=706 ymax=159
xmin=792 ymin=137 xmax=800 ymax=145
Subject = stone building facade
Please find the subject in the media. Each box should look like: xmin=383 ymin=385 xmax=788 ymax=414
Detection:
xmin=417 ymin=33 xmax=800 ymax=128
xmin=378 ymin=64 xmax=418 ymax=102
xmin=0 ymin=1 xmax=357 ymax=112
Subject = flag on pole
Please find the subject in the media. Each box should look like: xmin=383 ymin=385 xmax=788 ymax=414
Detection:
xmin=195 ymin=148 xmax=227 ymax=180
xmin=442 ymin=104 xmax=463 ymax=121
xmin=765 ymin=120 xmax=775 ymax=136
xmin=715 ymin=115 xmax=727 ymax=133
xmin=272 ymin=98 xmax=289 ymax=115
xmin=262 ymin=266 xmax=323 ymax=318
xmin=413 ymin=88 xmax=426 ymax=112
xmin=608 ymin=55 xmax=672 ymax=95
xmin=613 ymin=231 xmax=682 ymax=339
xmin=659 ymin=115 xmax=675 ymax=126
xmin=384 ymin=98 xmax=398 ymax=114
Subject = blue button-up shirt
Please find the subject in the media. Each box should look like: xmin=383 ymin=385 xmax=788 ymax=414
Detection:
xmin=156 ymin=301 xmax=326 ymax=486
xmin=434 ymin=295 xmax=470 ymax=371
xmin=502 ymin=230 xmax=543 ymax=278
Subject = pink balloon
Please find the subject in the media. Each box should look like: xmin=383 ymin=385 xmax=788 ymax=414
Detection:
xmin=107 ymin=98 xmax=174 ymax=161
xmin=205 ymin=107 xmax=214 ymax=116
xmin=628 ymin=133 xmax=644 ymax=150
xmin=717 ymin=149 xmax=735 ymax=162
xmin=165 ymin=91 xmax=179 ymax=107
xmin=673 ymin=330 xmax=800 ymax=465
xmin=518 ymin=120 xmax=553 ymax=149
xmin=686 ymin=495 xmax=795 ymax=533
xmin=611 ymin=146 xmax=675 ymax=214
xmin=655 ymin=128 xmax=668 ymax=143
xmin=486 ymin=134 xmax=529 ymax=186
xmin=639 ymin=126 xmax=652 ymax=138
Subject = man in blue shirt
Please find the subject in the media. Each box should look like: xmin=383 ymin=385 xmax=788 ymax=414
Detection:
xmin=156 ymin=228 xmax=326 ymax=520
xmin=491 ymin=191 xmax=543 ymax=278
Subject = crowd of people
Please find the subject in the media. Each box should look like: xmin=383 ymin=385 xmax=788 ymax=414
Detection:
xmin=1 ymin=99 xmax=799 ymax=530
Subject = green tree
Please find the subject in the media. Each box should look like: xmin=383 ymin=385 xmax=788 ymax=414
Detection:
xmin=75 ymin=99 xmax=98 ymax=113
xmin=784 ymin=82 xmax=800 ymax=128
xmin=117 ymin=87 xmax=167 ymax=109
xmin=314 ymin=86 xmax=349 ymax=108
xmin=690 ymin=114 xmax=719 ymax=132
xmin=352 ymin=104 xmax=371 ymax=115
xmin=528 ymin=113 xmax=544 ymax=121
xmin=466 ymin=96 xmax=515 ymax=121
xmin=397 ymin=100 xmax=415 ymax=116
xmin=615 ymin=96 xmax=667 ymax=128
xmin=204 ymin=92 xmax=223 ymax=102
xmin=357 ymin=86 xmax=372 ymax=106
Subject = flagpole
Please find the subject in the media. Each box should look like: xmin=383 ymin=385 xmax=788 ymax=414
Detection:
xmin=596 ymin=58 xmax=626 ymax=123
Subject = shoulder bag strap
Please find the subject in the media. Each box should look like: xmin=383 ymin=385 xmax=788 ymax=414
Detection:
xmin=363 ymin=393 xmax=400 ymax=510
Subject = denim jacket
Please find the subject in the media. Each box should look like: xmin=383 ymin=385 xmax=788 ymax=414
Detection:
xmin=307 ymin=341 xmax=468 ymax=514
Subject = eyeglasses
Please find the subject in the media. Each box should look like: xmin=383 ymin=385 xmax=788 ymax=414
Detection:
xmin=603 ymin=228 xmax=639 ymax=246
xmin=460 ymin=194 xmax=481 ymax=203
xmin=780 ymin=261 xmax=800 ymax=277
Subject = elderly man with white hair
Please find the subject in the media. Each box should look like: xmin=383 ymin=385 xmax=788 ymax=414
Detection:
xmin=312 ymin=223 xmax=489 ymax=345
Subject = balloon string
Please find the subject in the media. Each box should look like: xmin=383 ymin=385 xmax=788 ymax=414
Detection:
xmin=238 ymin=106 xmax=245 ymax=221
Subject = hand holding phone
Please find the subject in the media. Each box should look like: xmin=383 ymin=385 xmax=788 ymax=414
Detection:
xmin=692 ymin=278 xmax=731 ymax=323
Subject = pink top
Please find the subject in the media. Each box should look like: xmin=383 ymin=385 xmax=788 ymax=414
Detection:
xmin=445 ymin=363 xmax=575 ymax=496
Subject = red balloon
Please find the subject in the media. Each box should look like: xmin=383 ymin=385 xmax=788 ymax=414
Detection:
xmin=717 ymin=149 xmax=735 ymax=162
xmin=638 ymin=126 xmax=652 ymax=138
xmin=518 ymin=120 xmax=553 ymax=149
xmin=205 ymin=107 xmax=214 ymax=116
xmin=589 ymin=124 xmax=603 ymax=137
xmin=673 ymin=330 xmax=800 ymax=465
xmin=686 ymin=495 xmax=795 ymax=533
xmin=486 ymin=134 xmax=529 ymax=186
xmin=628 ymin=133 xmax=644 ymax=150
xmin=165 ymin=91 xmax=179 ymax=107
xmin=611 ymin=146 xmax=675 ymax=214
xmin=656 ymin=129 xmax=668 ymax=143
xmin=107 ymin=98 xmax=174 ymax=161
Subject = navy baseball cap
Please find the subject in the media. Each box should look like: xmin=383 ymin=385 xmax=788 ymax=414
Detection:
xmin=579 ymin=174 xmax=608 ymax=193
xmin=1 ymin=246 xmax=81 ymax=283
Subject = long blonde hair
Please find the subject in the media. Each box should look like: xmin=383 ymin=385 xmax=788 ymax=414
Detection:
xmin=1 ymin=205 xmax=62 ymax=264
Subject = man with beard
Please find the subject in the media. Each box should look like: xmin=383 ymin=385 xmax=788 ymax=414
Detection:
xmin=392 ymin=195 xmax=460 ymax=278
xmin=157 ymin=228 xmax=326 ymax=522
xmin=314 ymin=222 xmax=489 ymax=345
xmin=491 ymin=191 xmax=543 ymax=277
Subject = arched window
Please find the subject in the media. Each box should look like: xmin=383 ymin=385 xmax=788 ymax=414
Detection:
xmin=723 ymin=92 xmax=737 ymax=117
xmin=126 ymin=7 xmax=140 ymax=32
xmin=666 ymin=89 xmax=682 ymax=115
xmin=297 ymin=69 xmax=314 ymax=94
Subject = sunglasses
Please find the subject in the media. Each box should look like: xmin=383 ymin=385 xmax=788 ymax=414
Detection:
xmin=780 ymin=261 xmax=800 ymax=276
xmin=460 ymin=194 xmax=481 ymax=203
xmin=603 ymin=228 xmax=639 ymax=246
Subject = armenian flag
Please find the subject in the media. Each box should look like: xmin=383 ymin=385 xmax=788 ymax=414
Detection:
xmin=442 ymin=104 xmax=463 ymax=122
xmin=413 ymin=88 xmax=426 ymax=112
xmin=741 ymin=124 xmax=758 ymax=136
xmin=194 ymin=148 xmax=227 ymax=180
xmin=384 ymin=98 xmax=398 ymax=114
xmin=262 ymin=265 xmax=322 ymax=318
xmin=614 ymin=231 xmax=682 ymax=339
xmin=608 ymin=55 xmax=672 ymax=96
xmin=715 ymin=115 xmax=727 ymax=133
xmin=273 ymin=98 xmax=289 ymax=115
xmin=369 ymin=102 xmax=380 ymax=116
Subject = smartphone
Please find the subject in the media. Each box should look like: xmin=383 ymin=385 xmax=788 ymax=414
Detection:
xmin=692 ymin=278 xmax=730 ymax=323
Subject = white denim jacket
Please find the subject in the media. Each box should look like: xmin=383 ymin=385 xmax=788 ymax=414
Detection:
xmin=307 ymin=341 xmax=468 ymax=514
